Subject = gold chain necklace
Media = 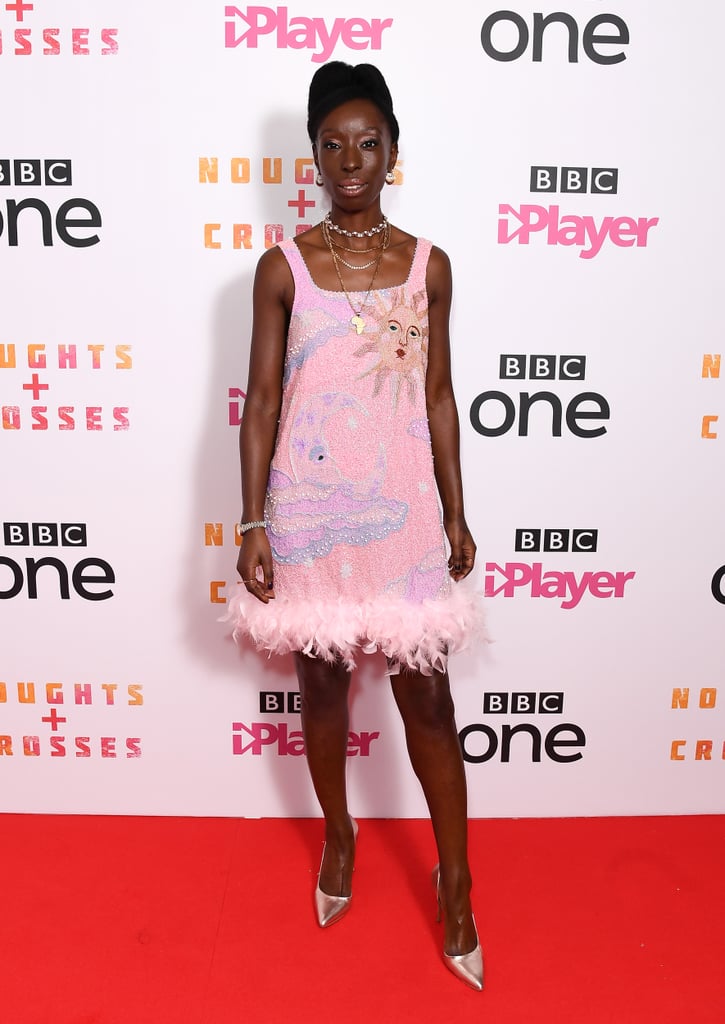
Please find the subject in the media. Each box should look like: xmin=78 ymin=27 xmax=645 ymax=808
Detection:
xmin=322 ymin=220 xmax=379 ymax=270
xmin=324 ymin=220 xmax=390 ymax=334
xmin=327 ymin=234 xmax=386 ymax=255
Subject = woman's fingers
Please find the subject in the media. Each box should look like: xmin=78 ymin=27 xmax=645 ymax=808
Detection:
xmin=237 ymin=540 xmax=275 ymax=603
xmin=447 ymin=528 xmax=476 ymax=581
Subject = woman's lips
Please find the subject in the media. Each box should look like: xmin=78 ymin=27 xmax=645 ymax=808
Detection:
xmin=337 ymin=180 xmax=367 ymax=195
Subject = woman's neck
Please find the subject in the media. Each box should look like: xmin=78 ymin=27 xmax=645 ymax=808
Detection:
xmin=327 ymin=204 xmax=385 ymax=233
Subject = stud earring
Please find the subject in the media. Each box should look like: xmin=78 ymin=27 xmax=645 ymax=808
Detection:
xmin=316 ymin=172 xmax=324 ymax=186
xmin=385 ymin=170 xmax=395 ymax=185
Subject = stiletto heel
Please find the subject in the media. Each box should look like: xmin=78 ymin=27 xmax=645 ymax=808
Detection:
xmin=314 ymin=817 xmax=358 ymax=928
xmin=432 ymin=865 xmax=442 ymax=922
xmin=432 ymin=864 xmax=484 ymax=992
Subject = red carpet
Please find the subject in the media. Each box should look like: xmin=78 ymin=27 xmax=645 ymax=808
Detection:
xmin=1 ymin=815 xmax=723 ymax=1023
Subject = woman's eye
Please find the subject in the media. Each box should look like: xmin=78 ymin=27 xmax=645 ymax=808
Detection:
xmin=361 ymin=139 xmax=378 ymax=148
xmin=323 ymin=141 xmax=340 ymax=150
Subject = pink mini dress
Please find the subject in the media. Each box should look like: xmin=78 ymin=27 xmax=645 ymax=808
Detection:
xmin=228 ymin=236 xmax=483 ymax=674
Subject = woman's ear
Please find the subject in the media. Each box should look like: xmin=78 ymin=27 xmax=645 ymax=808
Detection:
xmin=388 ymin=141 xmax=399 ymax=175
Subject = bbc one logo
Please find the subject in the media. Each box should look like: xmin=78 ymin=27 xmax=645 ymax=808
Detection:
xmin=0 ymin=522 xmax=115 ymax=601
xmin=224 ymin=6 xmax=393 ymax=63
xmin=459 ymin=691 xmax=586 ymax=764
xmin=480 ymin=9 xmax=629 ymax=64
xmin=498 ymin=166 xmax=659 ymax=260
xmin=469 ymin=353 xmax=610 ymax=439
xmin=0 ymin=159 xmax=102 ymax=248
xmin=0 ymin=1 xmax=119 ymax=57
xmin=484 ymin=528 xmax=635 ymax=609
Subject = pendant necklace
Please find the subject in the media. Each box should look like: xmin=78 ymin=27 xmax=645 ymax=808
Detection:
xmin=323 ymin=218 xmax=390 ymax=334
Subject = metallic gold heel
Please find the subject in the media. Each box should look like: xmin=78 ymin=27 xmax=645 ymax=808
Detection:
xmin=314 ymin=817 xmax=358 ymax=928
xmin=432 ymin=864 xmax=484 ymax=992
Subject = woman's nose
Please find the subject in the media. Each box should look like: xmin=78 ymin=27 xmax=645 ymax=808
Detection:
xmin=341 ymin=145 xmax=361 ymax=172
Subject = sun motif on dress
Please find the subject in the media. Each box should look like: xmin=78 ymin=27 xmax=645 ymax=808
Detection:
xmin=353 ymin=287 xmax=428 ymax=410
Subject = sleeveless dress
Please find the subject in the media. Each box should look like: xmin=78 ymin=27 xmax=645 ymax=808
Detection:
xmin=227 ymin=236 xmax=483 ymax=674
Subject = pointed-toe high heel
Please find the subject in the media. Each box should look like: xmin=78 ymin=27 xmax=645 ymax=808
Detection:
xmin=432 ymin=864 xmax=484 ymax=992
xmin=314 ymin=817 xmax=358 ymax=928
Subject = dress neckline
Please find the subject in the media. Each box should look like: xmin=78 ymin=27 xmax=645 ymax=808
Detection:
xmin=289 ymin=236 xmax=420 ymax=295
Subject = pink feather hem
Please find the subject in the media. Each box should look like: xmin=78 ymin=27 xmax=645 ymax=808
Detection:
xmin=224 ymin=584 xmax=486 ymax=675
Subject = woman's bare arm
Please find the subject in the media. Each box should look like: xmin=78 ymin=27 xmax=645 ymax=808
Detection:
xmin=425 ymin=245 xmax=476 ymax=581
xmin=236 ymin=246 xmax=293 ymax=602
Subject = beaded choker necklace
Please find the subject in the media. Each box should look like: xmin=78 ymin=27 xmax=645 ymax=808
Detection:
xmin=324 ymin=213 xmax=387 ymax=238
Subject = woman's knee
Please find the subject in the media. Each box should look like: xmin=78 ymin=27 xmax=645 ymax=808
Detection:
xmin=294 ymin=652 xmax=350 ymax=713
xmin=393 ymin=670 xmax=457 ymax=731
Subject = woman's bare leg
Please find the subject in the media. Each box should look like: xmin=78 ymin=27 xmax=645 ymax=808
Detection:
xmin=294 ymin=652 xmax=356 ymax=897
xmin=390 ymin=666 xmax=476 ymax=955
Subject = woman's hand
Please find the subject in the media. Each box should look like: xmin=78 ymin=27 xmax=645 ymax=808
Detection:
xmin=236 ymin=528 xmax=276 ymax=603
xmin=445 ymin=517 xmax=476 ymax=582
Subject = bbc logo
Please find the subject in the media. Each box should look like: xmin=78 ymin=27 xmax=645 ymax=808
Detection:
xmin=259 ymin=691 xmax=301 ymax=714
xmin=2 ymin=522 xmax=87 ymax=547
xmin=0 ymin=159 xmax=73 ymax=186
xmin=515 ymin=529 xmax=598 ymax=552
xmin=483 ymin=692 xmax=564 ymax=714
xmin=530 ymin=166 xmax=618 ymax=194
xmin=499 ymin=354 xmax=586 ymax=380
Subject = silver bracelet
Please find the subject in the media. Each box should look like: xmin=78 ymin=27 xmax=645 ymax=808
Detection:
xmin=238 ymin=519 xmax=267 ymax=534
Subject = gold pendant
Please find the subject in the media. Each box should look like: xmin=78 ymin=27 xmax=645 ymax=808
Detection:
xmin=350 ymin=314 xmax=365 ymax=334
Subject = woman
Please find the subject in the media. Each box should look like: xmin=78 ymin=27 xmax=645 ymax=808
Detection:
xmin=229 ymin=61 xmax=484 ymax=991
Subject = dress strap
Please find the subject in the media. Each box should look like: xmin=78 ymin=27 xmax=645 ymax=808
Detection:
xmin=277 ymin=237 xmax=305 ymax=277
xmin=277 ymin=237 xmax=315 ymax=312
xmin=408 ymin=237 xmax=433 ymax=293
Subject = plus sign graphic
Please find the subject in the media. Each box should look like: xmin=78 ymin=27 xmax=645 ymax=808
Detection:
xmin=5 ymin=1 xmax=34 ymax=22
xmin=22 ymin=373 xmax=49 ymax=401
xmin=288 ymin=189 xmax=315 ymax=218
xmin=41 ymin=708 xmax=67 ymax=732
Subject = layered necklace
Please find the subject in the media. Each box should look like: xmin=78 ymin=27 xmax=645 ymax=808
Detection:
xmin=322 ymin=214 xmax=390 ymax=335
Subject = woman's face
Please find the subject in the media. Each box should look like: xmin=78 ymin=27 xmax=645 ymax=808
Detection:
xmin=314 ymin=98 xmax=397 ymax=213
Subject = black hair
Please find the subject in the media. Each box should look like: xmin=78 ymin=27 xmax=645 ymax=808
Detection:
xmin=307 ymin=61 xmax=399 ymax=144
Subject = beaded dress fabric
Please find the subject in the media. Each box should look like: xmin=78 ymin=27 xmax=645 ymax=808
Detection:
xmin=228 ymin=236 xmax=483 ymax=673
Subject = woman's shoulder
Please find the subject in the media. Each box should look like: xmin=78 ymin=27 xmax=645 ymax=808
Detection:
xmin=254 ymin=243 xmax=295 ymax=299
xmin=392 ymin=227 xmax=450 ymax=268
xmin=424 ymin=243 xmax=452 ymax=287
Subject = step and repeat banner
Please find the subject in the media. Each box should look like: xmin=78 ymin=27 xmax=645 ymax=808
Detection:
xmin=2 ymin=1 xmax=723 ymax=817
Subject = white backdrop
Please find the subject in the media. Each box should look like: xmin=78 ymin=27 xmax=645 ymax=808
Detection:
xmin=2 ymin=0 xmax=723 ymax=817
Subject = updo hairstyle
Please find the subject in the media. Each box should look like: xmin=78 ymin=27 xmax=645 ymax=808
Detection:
xmin=307 ymin=61 xmax=400 ymax=144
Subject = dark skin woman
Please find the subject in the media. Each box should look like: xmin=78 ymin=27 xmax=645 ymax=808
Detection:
xmin=234 ymin=69 xmax=482 ymax=990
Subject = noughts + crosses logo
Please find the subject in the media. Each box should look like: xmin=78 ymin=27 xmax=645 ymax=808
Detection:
xmin=0 ymin=1 xmax=119 ymax=57
xmin=498 ymin=166 xmax=659 ymax=260
xmin=224 ymin=6 xmax=393 ymax=63
xmin=1 ymin=337 xmax=131 ymax=433
xmin=0 ymin=680 xmax=143 ymax=761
